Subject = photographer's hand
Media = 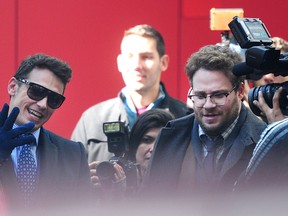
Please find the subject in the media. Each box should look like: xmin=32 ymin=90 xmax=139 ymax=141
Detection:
xmin=0 ymin=103 xmax=35 ymax=164
xmin=253 ymin=87 xmax=287 ymax=124
xmin=112 ymin=163 xmax=126 ymax=183
xmin=89 ymin=160 xmax=126 ymax=187
xmin=89 ymin=161 xmax=101 ymax=187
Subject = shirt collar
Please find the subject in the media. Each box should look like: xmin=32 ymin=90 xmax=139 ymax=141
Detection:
xmin=121 ymin=85 xmax=166 ymax=128
xmin=13 ymin=124 xmax=40 ymax=146
xmin=121 ymin=84 xmax=165 ymax=110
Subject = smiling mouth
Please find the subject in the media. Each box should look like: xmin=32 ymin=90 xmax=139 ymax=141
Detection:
xmin=28 ymin=108 xmax=43 ymax=119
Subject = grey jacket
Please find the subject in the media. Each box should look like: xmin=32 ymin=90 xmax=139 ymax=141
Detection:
xmin=0 ymin=128 xmax=92 ymax=212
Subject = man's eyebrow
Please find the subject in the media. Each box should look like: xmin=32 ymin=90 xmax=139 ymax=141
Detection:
xmin=193 ymin=89 xmax=228 ymax=94
xmin=140 ymin=52 xmax=154 ymax=55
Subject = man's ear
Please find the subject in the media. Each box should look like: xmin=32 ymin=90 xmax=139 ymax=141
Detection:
xmin=117 ymin=54 xmax=124 ymax=73
xmin=8 ymin=77 xmax=18 ymax=96
xmin=237 ymin=82 xmax=245 ymax=100
xmin=160 ymin=54 xmax=169 ymax=72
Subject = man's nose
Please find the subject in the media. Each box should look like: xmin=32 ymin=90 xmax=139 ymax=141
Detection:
xmin=36 ymin=97 xmax=48 ymax=108
xmin=130 ymin=56 xmax=143 ymax=70
xmin=203 ymin=96 xmax=216 ymax=108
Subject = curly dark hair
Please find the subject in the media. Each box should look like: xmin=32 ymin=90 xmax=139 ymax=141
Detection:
xmin=185 ymin=45 xmax=244 ymax=88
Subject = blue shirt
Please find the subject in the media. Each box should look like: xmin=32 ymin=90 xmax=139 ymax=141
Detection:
xmin=11 ymin=125 xmax=40 ymax=174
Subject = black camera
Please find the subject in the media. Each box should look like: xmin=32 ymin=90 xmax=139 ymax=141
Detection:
xmin=229 ymin=17 xmax=288 ymax=116
xmin=248 ymin=82 xmax=288 ymax=116
xmin=97 ymin=122 xmax=137 ymax=191
xmin=228 ymin=17 xmax=272 ymax=49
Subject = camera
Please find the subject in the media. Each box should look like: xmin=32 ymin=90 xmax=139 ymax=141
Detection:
xmin=97 ymin=122 xmax=137 ymax=191
xmin=248 ymin=82 xmax=288 ymax=116
xmin=229 ymin=17 xmax=288 ymax=116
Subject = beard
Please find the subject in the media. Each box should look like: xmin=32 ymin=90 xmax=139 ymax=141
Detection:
xmin=196 ymin=99 xmax=241 ymax=137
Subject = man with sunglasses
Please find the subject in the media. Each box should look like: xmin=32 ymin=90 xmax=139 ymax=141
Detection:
xmin=0 ymin=54 xmax=91 ymax=213
xmin=144 ymin=45 xmax=267 ymax=196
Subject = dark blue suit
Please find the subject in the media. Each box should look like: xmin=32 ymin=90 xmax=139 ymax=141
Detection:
xmin=0 ymin=128 xmax=92 ymax=212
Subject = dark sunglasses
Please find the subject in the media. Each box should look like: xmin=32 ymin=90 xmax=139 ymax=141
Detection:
xmin=16 ymin=77 xmax=65 ymax=109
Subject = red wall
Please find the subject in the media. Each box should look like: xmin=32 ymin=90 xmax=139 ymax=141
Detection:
xmin=1 ymin=0 xmax=287 ymax=139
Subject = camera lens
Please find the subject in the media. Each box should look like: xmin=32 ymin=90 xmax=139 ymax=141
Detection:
xmin=280 ymin=82 xmax=288 ymax=115
xmin=248 ymin=82 xmax=288 ymax=116
xmin=97 ymin=161 xmax=115 ymax=182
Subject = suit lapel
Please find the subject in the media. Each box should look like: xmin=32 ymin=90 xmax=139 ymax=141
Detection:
xmin=36 ymin=129 xmax=59 ymax=194
xmin=219 ymin=106 xmax=254 ymax=178
xmin=219 ymin=138 xmax=246 ymax=178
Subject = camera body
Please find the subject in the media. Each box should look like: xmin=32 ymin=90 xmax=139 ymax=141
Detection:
xmin=229 ymin=17 xmax=288 ymax=116
xmin=228 ymin=17 xmax=272 ymax=49
xmin=97 ymin=122 xmax=137 ymax=190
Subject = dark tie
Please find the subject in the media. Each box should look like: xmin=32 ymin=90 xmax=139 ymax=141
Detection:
xmin=203 ymin=136 xmax=216 ymax=179
xmin=202 ymin=136 xmax=223 ymax=184
xmin=17 ymin=144 xmax=37 ymax=206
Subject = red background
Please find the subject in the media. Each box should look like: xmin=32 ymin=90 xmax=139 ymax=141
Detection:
xmin=1 ymin=0 xmax=287 ymax=139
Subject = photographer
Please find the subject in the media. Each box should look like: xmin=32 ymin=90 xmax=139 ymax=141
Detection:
xmin=89 ymin=109 xmax=174 ymax=199
xmin=235 ymin=92 xmax=288 ymax=190
xmin=89 ymin=160 xmax=126 ymax=201
xmin=228 ymin=17 xmax=288 ymax=192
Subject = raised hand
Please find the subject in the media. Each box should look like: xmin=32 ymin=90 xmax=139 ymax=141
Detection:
xmin=0 ymin=103 xmax=35 ymax=163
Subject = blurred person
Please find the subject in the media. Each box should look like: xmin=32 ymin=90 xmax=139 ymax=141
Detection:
xmin=71 ymin=24 xmax=187 ymax=164
xmin=144 ymin=45 xmax=267 ymax=195
xmin=0 ymin=54 xmax=91 ymax=214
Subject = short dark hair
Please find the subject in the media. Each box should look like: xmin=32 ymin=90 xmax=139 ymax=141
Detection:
xmin=14 ymin=53 xmax=72 ymax=90
xmin=128 ymin=109 xmax=175 ymax=162
xmin=185 ymin=45 xmax=244 ymax=88
xmin=124 ymin=24 xmax=166 ymax=57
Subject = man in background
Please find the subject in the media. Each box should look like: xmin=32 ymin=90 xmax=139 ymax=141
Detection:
xmin=71 ymin=24 xmax=187 ymax=163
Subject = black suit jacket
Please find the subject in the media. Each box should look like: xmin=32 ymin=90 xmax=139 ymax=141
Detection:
xmin=0 ymin=127 xmax=92 ymax=212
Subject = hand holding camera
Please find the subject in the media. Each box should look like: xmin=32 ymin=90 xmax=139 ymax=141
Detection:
xmin=253 ymin=87 xmax=287 ymax=124
xmin=229 ymin=17 xmax=288 ymax=117
xmin=89 ymin=160 xmax=126 ymax=188
xmin=0 ymin=103 xmax=35 ymax=164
